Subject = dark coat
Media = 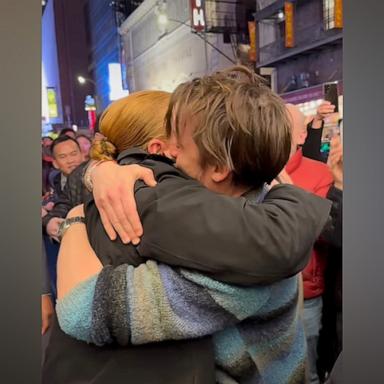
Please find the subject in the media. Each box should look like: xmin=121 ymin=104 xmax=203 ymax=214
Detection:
xmin=86 ymin=148 xmax=331 ymax=285
xmin=318 ymin=187 xmax=343 ymax=379
xmin=42 ymin=161 xmax=90 ymax=233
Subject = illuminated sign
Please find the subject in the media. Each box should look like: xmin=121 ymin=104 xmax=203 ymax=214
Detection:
xmin=46 ymin=87 xmax=58 ymax=118
xmin=248 ymin=21 xmax=257 ymax=62
xmin=108 ymin=63 xmax=129 ymax=101
xmin=334 ymin=0 xmax=343 ymax=28
xmin=190 ymin=0 xmax=205 ymax=32
xmin=84 ymin=95 xmax=96 ymax=111
xmin=284 ymin=2 xmax=295 ymax=48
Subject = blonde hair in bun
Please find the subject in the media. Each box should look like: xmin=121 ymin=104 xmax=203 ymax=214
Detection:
xmin=90 ymin=136 xmax=118 ymax=161
xmin=91 ymin=90 xmax=171 ymax=160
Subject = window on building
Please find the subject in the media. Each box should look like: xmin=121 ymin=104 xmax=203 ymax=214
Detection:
xmin=323 ymin=0 xmax=335 ymax=30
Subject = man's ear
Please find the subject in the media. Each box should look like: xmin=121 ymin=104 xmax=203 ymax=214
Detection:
xmin=147 ymin=138 xmax=166 ymax=155
xmin=211 ymin=165 xmax=231 ymax=183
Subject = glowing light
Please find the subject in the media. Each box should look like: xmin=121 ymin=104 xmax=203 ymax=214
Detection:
xmin=77 ymin=76 xmax=86 ymax=84
xmin=42 ymin=64 xmax=50 ymax=123
xmin=108 ymin=63 xmax=129 ymax=101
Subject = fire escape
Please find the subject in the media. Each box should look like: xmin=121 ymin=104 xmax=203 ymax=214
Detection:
xmin=204 ymin=0 xmax=255 ymax=64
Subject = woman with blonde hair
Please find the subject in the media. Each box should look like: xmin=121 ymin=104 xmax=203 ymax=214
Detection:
xmin=92 ymin=90 xmax=170 ymax=158
xmin=43 ymin=90 xmax=218 ymax=384
xmin=89 ymin=90 xmax=171 ymax=163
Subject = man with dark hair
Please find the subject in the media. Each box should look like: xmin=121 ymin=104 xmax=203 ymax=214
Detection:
xmin=58 ymin=128 xmax=76 ymax=138
xmin=50 ymin=136 xmax=83 ymax=196
xmin=42 ymin=136 xmax=84 ymax=307
xmin=43 ymin=136 xmax=85 ymax=241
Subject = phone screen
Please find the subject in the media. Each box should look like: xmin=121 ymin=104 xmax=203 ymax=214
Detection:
xmin=324 ymin=83 xmax=339 ymax=113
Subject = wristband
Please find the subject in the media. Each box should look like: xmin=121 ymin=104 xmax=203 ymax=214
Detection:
xmin=83 ymin=160 xmax=115 ymax=192
xmin=58 ymin=216 xmax=86 ymax=241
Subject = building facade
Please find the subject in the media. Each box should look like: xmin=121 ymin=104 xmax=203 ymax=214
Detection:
xmin=53 ymin=0 xmax=95 ymax=127
xmin=85 ymin=0 xmax=138 ymax=111
xmin=42 ymin=0 xmax=64 ymax=133
xmin=119 ymin=0 xmax=241 ymax=92
xmin=42 ymin=0 xmax=95 ymax=130
xmin=255 ymin=0 xmax=343 ymax=117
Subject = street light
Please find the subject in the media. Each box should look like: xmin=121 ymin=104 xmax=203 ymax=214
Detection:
xmin=77 ymin=75 xmax=100 ymax=114
xmin=77 ymin=75 xmax=96 ymax=86
xmin=77 ymin=76 xmax=86 ymax=84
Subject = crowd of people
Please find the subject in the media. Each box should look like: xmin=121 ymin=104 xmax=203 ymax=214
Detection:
xmin=41 ymin=66 xmax=343 ymax=384
xmin=41 ymin=129 xmax=92 ymax=332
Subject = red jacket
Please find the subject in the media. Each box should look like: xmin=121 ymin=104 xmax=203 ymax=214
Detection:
xmin=286 ymin=149 xmax=334 ymax=298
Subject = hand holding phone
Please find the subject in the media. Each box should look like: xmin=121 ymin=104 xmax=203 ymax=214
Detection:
xmin=324 ymin=83 xmax=339 ymax=113
xmin=311 ymin=100 xmax=336 ymax=129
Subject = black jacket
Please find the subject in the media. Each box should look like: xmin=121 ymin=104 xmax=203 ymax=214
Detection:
xmin=42 ymin=161 xmax=90 ymax=233
xmin=86 ymin=148 xmax=332 ymax=285
xmin=318 ymin=186 xmax=343 ymax=378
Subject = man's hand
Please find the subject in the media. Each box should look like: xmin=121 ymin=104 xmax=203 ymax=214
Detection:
xmin=311 ymin=101 xmax=336 ymax=129
xmin=46 ymin=217 xmax=65 ymax=242
xmin=92 ymin=162 xmax=157 ymax=244
xmin=41 ymin=201 xmax=55 ymax=218
xmin=44 ymin=201 xmax=55 ymax=212
xmin=41 ymin=294 xmax=54 ymax=335
xmin=328 ymin=135 xmax=343 ymax=190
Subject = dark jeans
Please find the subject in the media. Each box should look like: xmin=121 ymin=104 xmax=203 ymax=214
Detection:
xmin=303 ymin=296 xmax=323 ymax=384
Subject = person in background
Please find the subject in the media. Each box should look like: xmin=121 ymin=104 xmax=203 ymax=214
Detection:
xmin=59 ymin=128 xmax=76 ymax=139
xmin=302 ymin=100 xmax=336 ymax=162
xmin=43 ymin=136 xmax=84 ymax=298
xmin=42 ymin=106 xmax=161 ymax=243
xmin=76 ymin=134 xmax=92 ymax=161
xmin=275 ymin=104 xmax=334 ymax=384
xmin=42 ymin=136 xmax=53 ymax=154
xmin=50 ymin=136 xmax=83 ymax=198
xmin=318 ymin=135 xmax=343 ymax=382
xmin=42 ymin=117 xmax=103 ymax=240
xmin=42 ymin=136 xmax=55 ymax=196
xmin=293 ymin=100 xmax=343 ymax=382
